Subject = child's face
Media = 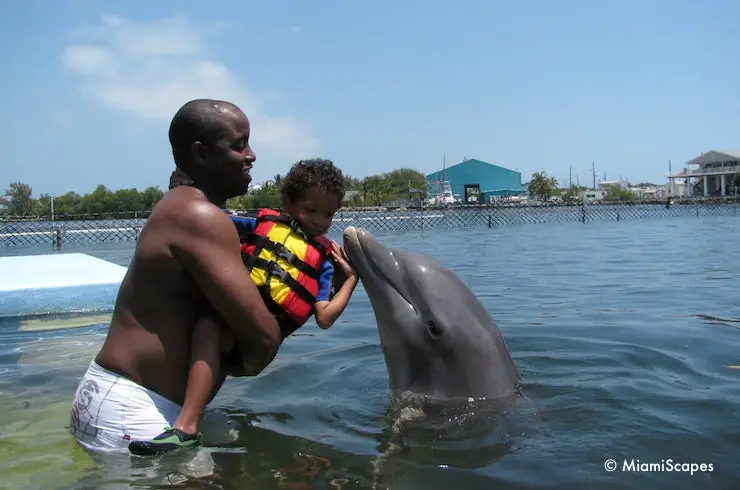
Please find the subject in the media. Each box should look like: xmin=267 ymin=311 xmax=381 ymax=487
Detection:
xmin=282 ymin=187 xmax=341 ymax=237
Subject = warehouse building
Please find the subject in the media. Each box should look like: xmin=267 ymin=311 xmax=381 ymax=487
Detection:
xmin=425 ymin=158 xmax=525 ymax=204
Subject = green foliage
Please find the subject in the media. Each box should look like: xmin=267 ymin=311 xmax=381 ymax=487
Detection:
xmin=527 ymin=172 xmax=559 ymax=200
xmin=2 ymin=182 xmax=35 ymax=215
xmin=561 ymin=185 xmax=588 ymax=201
xmin=0 ymin=166 xmax=428 ymax=217
xmin=0 ymin=183 xmax=164 ymax=217
xmin=227 ymin=167 xmax=427 ymax=209
xmin=603 ymin=184 xmax=636 ymax=201
xmin=226 ymin=181 xmax=282 ymax=209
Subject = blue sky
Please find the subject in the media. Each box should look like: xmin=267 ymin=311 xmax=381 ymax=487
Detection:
xmin=1 ymin=0 xmax=739 ymax=197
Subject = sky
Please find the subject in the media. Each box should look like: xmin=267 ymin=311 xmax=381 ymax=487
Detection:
xmin=1 ymin=0 xmax=739 ymax=197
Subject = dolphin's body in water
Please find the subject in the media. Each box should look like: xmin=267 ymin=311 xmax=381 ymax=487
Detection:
xmin=342 ymin=226 xmax=521 ymax=406
xmin=343 ymin=226 xmax=522 ymax=486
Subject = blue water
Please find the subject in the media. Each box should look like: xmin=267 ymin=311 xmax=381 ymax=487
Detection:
xmin=1 ymin=215 xmax=740 ymax=489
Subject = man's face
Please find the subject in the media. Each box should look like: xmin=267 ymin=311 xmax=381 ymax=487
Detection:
xmin=283 ymin=187 xmax=341 ymax=237
xmin=198 ymin=108 xmax=256 ymax=198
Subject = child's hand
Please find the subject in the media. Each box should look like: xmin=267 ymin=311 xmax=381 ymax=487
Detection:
xmin=330 ymin=240 xmax=357 ymax=278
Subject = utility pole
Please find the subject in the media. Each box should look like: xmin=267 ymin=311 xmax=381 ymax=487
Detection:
xmin=592 ymin=161 xmax=596 ymax=190
xmin=569 ymin=165 xmax=572 ymax=188
xmin=442 ymin=151 xmax=446 ymax=195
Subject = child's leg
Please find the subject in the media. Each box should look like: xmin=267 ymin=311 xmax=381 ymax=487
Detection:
xmin=128 ymin=314 xmax=228 ymax=456
xmin=173 ymin=314 xmax=229 ymax=434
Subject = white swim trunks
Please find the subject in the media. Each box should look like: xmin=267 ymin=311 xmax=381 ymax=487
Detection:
xmin=69 ymin=360 xmax=182 ymax=452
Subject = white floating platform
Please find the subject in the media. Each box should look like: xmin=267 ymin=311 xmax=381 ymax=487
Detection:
xmin=0 ymin=253 xmax=127 ymax=318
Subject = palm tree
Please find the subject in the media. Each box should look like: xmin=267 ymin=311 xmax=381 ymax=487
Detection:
xmin=528 ymin=172 xmax=559 ymax=200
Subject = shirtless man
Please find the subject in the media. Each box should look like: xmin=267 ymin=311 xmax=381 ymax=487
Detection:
xmin=69 ymin=99 xmax=281 ymax=452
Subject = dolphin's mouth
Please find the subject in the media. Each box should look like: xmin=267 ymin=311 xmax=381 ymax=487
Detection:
xmin=343 ymin=227 xmax=416 ymax=312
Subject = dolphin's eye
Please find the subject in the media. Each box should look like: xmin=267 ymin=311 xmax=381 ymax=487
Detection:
xmin=426 ymin=321 xmax=442 ymax=338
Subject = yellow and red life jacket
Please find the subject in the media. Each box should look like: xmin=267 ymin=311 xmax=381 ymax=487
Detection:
xmin=239 ymin=208 xmax=332 ymax=338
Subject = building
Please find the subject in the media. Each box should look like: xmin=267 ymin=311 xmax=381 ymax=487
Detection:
xmin=598 ymin=179 xmax=629 ymax=191
xmin=664 ymin=181 xmax=685 ymax=197
xmin=580 ymin=189 xmax=605 ymax=202
xmin=425 ymin=158 xmax=525 ymax=204
xmin=628 ymin=184 xmax=666 ymax=199
xmin=667 ymin=150 xmax=740 ymax=197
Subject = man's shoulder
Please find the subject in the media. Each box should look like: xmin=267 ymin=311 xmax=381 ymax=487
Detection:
xmin=149 ymin=189 xmax=236 ymax=241
xmin=157 ymin=189 xmax=229 ymax=222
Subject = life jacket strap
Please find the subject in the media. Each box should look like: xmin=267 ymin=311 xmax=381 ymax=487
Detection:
xmin=256 ymin=214 xmax=329 ymax=255
xmin=240 ymin=234 xmax=321 ymax=280
xmin=249 ymin=257 xmax=317 ymax=306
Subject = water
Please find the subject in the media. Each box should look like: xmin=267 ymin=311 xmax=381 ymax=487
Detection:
xmin=1 ymin=216 xmax=740 ymax=489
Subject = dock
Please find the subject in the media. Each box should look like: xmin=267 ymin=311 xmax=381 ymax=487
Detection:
xmin=0 ymin=253 xmax=127 ymax=318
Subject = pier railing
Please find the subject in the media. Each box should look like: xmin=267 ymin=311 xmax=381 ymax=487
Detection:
xmin=1 ymin=198 xmax=739 ymax=249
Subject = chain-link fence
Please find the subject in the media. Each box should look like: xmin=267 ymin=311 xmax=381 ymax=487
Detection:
xmin=1 ymin=199 xmax=739 ymax=249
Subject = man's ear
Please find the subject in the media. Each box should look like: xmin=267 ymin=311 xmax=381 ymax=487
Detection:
xmin=190 ymin=141 xmax=208 ymax=167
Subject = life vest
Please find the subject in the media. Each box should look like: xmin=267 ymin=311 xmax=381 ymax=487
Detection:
xmin=239 ymin=208 xmax=332 ymax=338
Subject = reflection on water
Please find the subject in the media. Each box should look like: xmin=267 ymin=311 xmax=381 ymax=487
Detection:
xmin=1 ymin=216 xmax=740 ymax=489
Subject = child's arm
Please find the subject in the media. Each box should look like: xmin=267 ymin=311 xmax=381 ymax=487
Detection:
xmin=314 ymin=242 xmax=358 ymax=329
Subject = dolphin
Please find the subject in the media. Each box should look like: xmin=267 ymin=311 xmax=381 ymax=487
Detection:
xmin=342 ymin=226 xmax=521 ymax=406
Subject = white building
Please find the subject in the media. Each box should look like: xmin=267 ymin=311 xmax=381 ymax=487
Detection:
xmin=579 ymin=189 xmax=605 ymax=201
xmin=663 ymin=181 xmax=685 ymax=197
xmin=667 ymin=150 xmax=740 ymax=197
xmin=628 ymin=185 xmax=666 ymax=199
xmin=598 ymin=180 xmax=629 ymax=191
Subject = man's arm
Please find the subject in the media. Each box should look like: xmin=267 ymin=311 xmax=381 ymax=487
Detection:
xmin=170 ymin=201 xmax=280 ymax=373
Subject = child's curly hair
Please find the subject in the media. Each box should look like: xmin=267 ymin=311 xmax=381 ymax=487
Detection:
xmin=281 ymin=159 xmax=345 ymax=205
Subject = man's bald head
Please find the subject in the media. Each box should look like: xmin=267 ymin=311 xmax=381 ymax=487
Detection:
xmin=168 ymin=99 xmax=245 ymax=168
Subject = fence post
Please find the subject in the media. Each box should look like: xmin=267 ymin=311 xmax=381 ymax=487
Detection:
xmin=55 ymin=225 xmax=62 ymax=250
xmin=581 ymin=200 xmax=586 ymax=223
xmin=488 ymin=215 xmax=492 ymax=228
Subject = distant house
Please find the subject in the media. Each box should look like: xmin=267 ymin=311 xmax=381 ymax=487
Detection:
xmin=598 ymin=180 xmax=629 ymax=191
xmin=425 ymin=158 xmax=525 ymax=204
xmin=667 ymin=150 xmax=740 ymax=197
xmin=580 ymin=189 xmax=605 ymax=201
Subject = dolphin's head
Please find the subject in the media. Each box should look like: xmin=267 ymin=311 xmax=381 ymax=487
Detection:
xmin=343 ymin=226 xmax=520 ymax=402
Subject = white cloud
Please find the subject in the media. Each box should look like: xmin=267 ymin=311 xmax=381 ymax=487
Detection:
xmin=61 ymin=14 xmax=319 ymax=163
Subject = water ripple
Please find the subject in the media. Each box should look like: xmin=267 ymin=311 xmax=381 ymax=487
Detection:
xmin=2 ymin=215 xmax=740 ymax=488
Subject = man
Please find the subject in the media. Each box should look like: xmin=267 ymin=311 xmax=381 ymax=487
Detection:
xmin=69 ymin=99 xmax=281 ymax=452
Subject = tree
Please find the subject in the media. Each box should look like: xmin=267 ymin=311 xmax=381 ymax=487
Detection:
xmin=561 ymin=185 xmax=587 ymax=201
xmin=527 ymin=172 xmax=559 ymax=200
xmin=363 ymin=175 xmax=395 ymax=206
xmin=3 ymin=182 xmax=35 ymax=215
xmin=603 ymin=184 xmax=636 ymax=201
